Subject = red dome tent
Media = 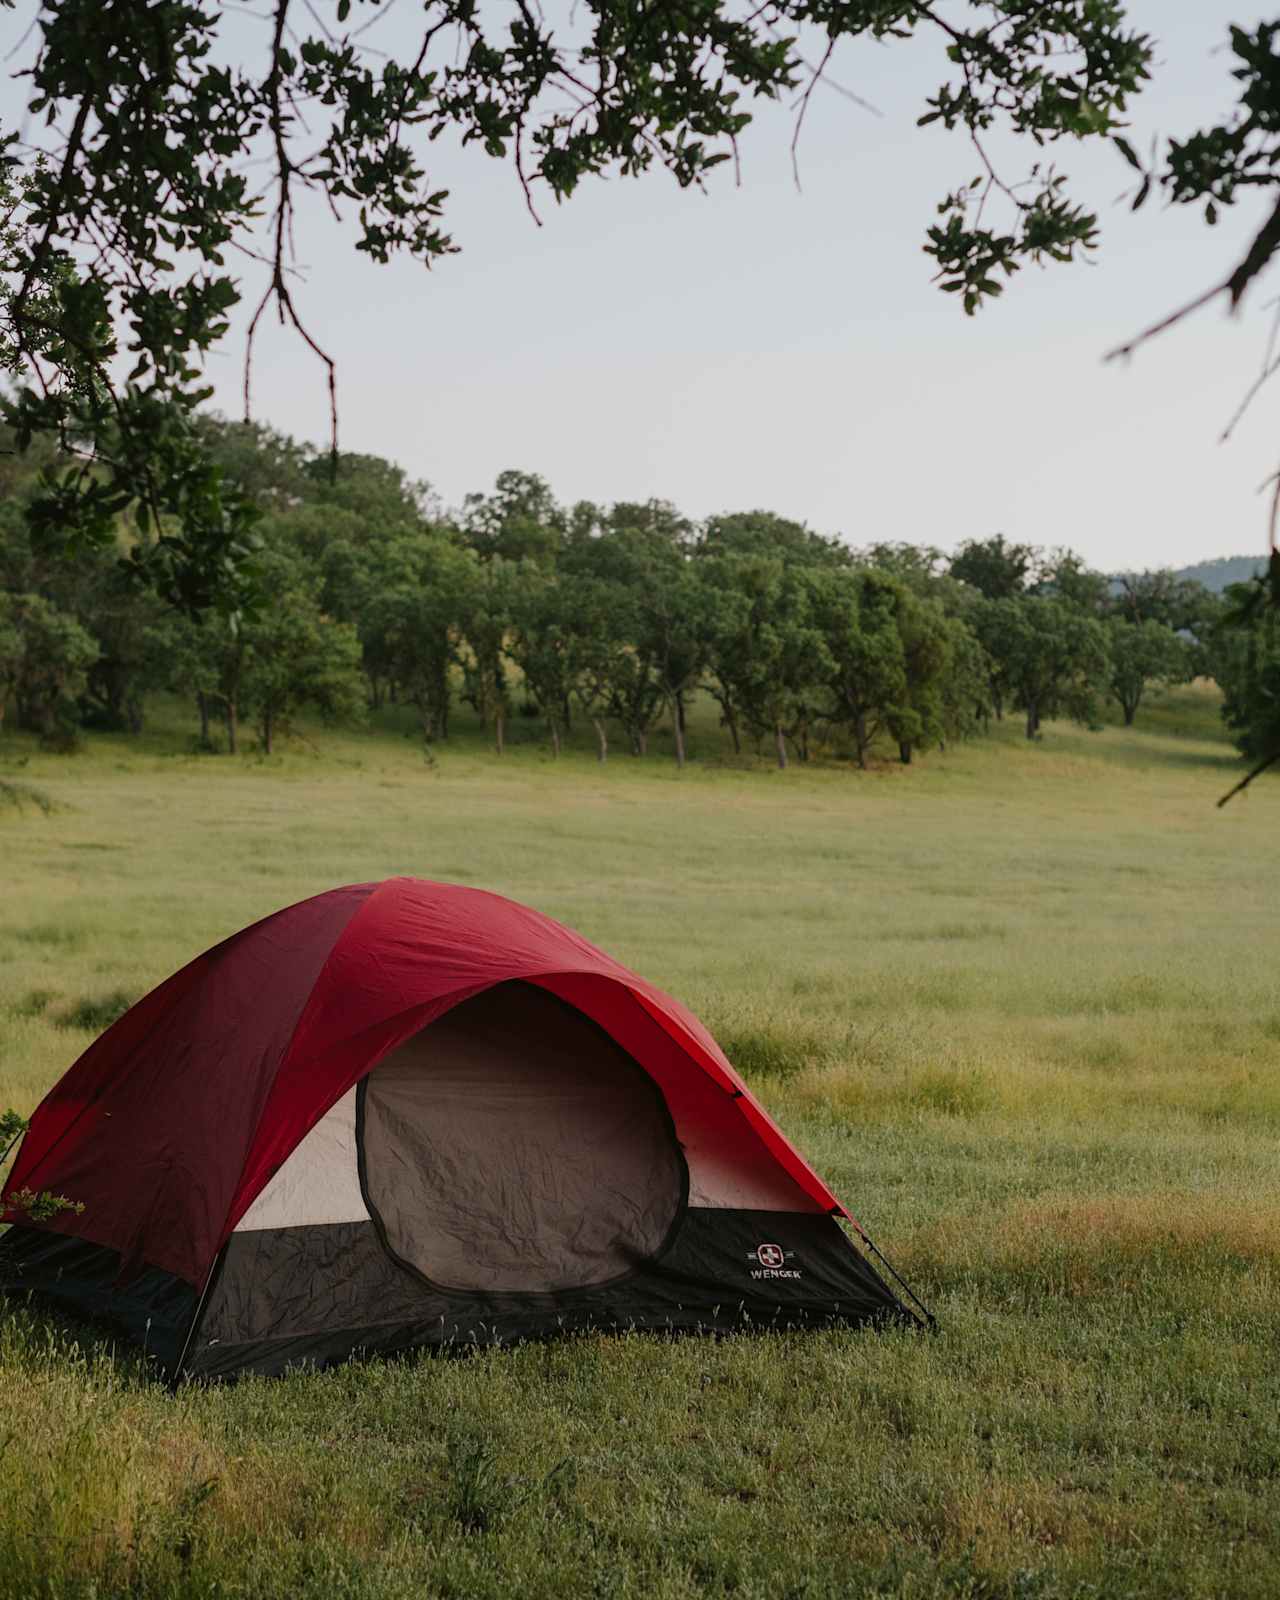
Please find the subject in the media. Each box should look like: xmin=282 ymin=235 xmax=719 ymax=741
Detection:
xmin=0 ymin=879 xmax=916 ymax=1379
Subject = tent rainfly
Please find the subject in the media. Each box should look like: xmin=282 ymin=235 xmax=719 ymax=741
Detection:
xmin=0 ymin=879 xmax=923 ymax=1380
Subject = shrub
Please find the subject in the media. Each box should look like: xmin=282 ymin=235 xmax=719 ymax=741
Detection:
xmin=57 ymin=990 xmax=136 ymax=1032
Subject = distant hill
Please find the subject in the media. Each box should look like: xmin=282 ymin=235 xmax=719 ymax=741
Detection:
xmin=1170 ymin=556 xmax=1264 ymax=593
xmin=1108 ymin=555 xmax=1264 ymax=595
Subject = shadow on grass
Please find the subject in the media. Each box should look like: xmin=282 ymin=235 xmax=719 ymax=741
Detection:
xmin=0 ymin=1291 xmax=161 ymax=1387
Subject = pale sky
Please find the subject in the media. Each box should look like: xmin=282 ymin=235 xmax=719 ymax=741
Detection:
xmin=8 ymin=4 xmax=1279 ymax=570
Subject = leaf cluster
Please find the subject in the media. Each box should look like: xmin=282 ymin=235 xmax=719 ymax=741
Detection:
xmin=0 ymin=0 xmax=1159 ymax=606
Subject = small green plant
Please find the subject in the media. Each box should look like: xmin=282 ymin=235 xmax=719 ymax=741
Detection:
xmin=0 ymin=1111 xmax=83 ymax=1222
xmin=442 ymin=1435 xmax=572 ymax=1535
xmin=56 ymin=990 xmax=135 ymax=1032
xmin=446 ymin=1436 xmax=504 ymax=1534
xmin=11 ymin=989 xmax=56 ymax=1019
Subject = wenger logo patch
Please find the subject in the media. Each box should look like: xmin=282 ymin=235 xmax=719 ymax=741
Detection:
xmin=747 ymin=1242 xmax=801 ymax=1280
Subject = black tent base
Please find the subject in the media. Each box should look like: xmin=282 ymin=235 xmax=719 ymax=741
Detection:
xmin=0 ymin=1209 xmax=918 ymax=1383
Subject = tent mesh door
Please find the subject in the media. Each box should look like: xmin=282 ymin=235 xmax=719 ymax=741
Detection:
xmin=359 ymin=982 xmax=686 ymax=1293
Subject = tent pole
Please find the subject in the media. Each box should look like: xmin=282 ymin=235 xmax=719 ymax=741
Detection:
xmin=837 ymin=1210 xmax=936 ymax=1331
xmin=171 ymin=1244 xmax=226 ymax=1389
xmin=861 ymin=1234 xmax=936 ymax=1331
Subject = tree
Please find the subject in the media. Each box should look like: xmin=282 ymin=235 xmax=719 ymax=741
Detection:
xmin=364 ymin=535 xmax=471 ymax=743
xmin=457 ymin=559 xmax=517 ymax=755
xmin=701 ymin=556 xmax=821 ymax=766
xmin=978 ymin=597 xmax=1110 ymax=741
xmin=811 ymin=569 xmax=910 ymax=770
xmin=1112 ymin=570 xmax=1213 ymax=631
xmin=1033 ymin=550 xmax=1111 ymax=617
xmin=507 ymin=570 xmax=579 ymax=757
xmin=949 ymin=536 xmax=1037 ymax=601
xmin=745 ymin=569 xmax=831 ymax=770
xmin=1112 ymin=570 xmax=1221 ymax=676
xmin=0 ymin=595 xmax=22 ymax=736
xmin=1105 ymin=617 xmax=1192 ymax=727
xmin=852 ymin=543 xmax=948 ymax=588
xmin=240 ymin=584 xmax=365 ymax=755
xmin=938 ymin=619 xmax=995 ymax=748
xmin=0 ymin=2 xmax=1154 ymax=609
xmin=1210 ymin=591 xmax=1280 ymax=768
xmin=565 ymin=504 xmax=698 ymax=763
xmin=885 ymin=595 xmax=956 ymax=765
xmin=463 ymin=472 xmax=564 ymax=568
xmin=645 ymin=566 xmax=713 ymax=770
xmin=1 ymin=592 xmax=99 ymax=743
xmin=68 ymin=562 xmax=173 ymax=733
xmin=554 ymin=575 xmax=643 ymax=764
xmin=701 ymin=512 xmax=851 ymax=571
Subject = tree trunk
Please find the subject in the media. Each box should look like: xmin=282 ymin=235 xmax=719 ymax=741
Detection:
xmin=774 ymin=722 xmax=788 ymax=770
xmin=672 ymin=704 xmax=686 ymax=768
xmin=854 ymin=709 xmax=868 ymax=770
xmin=1123 ymin=700 xmax=1137 ymax=726
xmin=197 ymin=692 xmax=210 ymax=746
xmin=592 ymin=716 xmax=608 ymax=763
xmin=226 ymin=696 xmax=238 ymax=755
xmin=549 ymin=719 xmax=560 ymax=757
xmin=675 ymin=690 xmax=686 ymax=734
xmin=725 ymin=704 xmax=741 ymax=755
xmin=899 ymin=740 xmax=913 ymax=765
xmin=495 ymin=707 xmax=505 ymax=755
xmin=1025 ymin=701 xmax=1037 ymax=740
xmin=263 ymin=709 xmax=274 ymax=756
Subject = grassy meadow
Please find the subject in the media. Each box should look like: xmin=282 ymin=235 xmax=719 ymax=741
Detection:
xmin=0 ymin=685 xmax=1277 ymax=1599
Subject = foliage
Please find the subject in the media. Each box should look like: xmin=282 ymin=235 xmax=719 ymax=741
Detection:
xmin=463 ymin=472 xmax=564 ymax=568
xmin=949 ymin=535 xmax=1037 ymax=600
xmin=810 ymin=568 xmax=912 ymax=771
xmin=0 ymin=589 xmax=98 ymax=744
xmin=1032 ymin=550 xmax=1112 ymax=616
xmin=456 ymin=559 xmax=518 ymax=755
xmin=0 ymin=1111 xmax=82 ymax=1223
xmin=0 ymin=1 xmax=1161 ymax=608
xmin=507 ymin=569 xmax=579 ymax=757
xmin=0 ymin=415 xmax=1252 ymax=771
xmin=363 ymin=535 xmax=472 ymax=743
xmin=1211 ymin=586 xmax=1280 ymax=763
xmin=974 ymin=596 xmax=1109 ymax=740
xmin=1105 ymin=616 xmax=1193 ymax=727
xmin=701 ymin=556 xmax=826 ymax=767
xmin=240 ymin=569 xmax=366 ymax=756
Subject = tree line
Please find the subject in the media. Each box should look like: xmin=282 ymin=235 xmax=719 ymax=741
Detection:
xmin=0 ymin=418 xmax=1270 ymax=771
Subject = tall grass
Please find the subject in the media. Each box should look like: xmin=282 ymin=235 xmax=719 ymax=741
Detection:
xmin=0 ymin=684 xmax=1276 ymax=1598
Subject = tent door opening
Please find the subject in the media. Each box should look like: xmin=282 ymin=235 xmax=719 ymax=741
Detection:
xmin=356 ymin=981 xmax=686 ymax=1294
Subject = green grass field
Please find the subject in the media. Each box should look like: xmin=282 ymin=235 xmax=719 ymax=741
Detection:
xmin=1 ymin=687 xmax=1277 ymax=1599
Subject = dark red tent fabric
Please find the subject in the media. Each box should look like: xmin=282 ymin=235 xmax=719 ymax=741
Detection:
xmin=9 ymin=878 xmax=850 ymax=1292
